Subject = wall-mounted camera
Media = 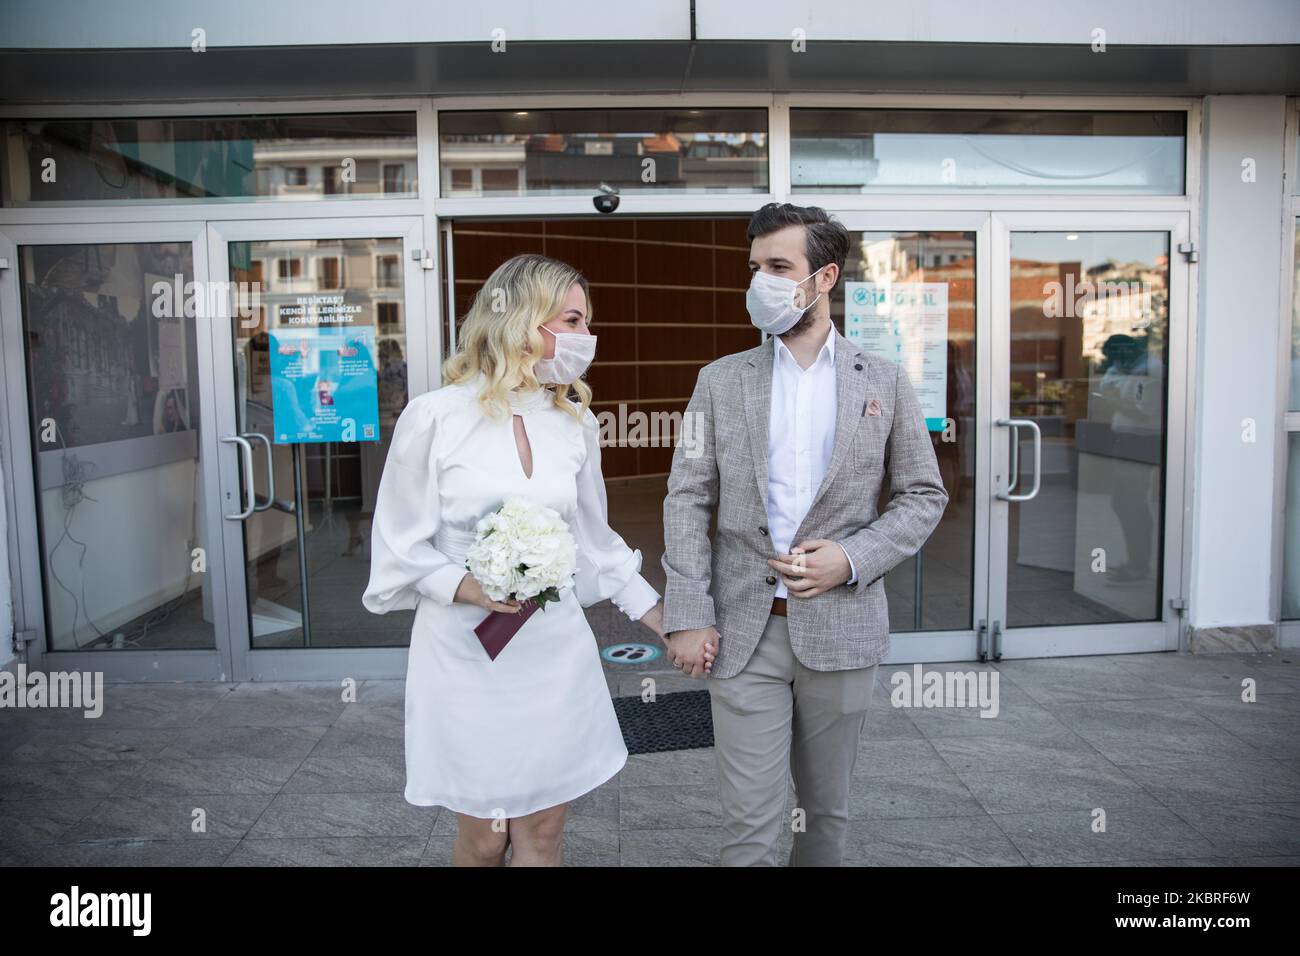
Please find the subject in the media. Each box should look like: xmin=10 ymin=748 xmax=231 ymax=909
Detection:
xmin=592 ymin=182 xmax=620 ymax=214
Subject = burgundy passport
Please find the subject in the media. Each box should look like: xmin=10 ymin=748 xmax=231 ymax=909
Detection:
xmin=474 ymin=599 xmax=540 ymax=661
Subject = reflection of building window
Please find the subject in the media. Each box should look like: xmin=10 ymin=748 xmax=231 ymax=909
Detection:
xmin=318 ymin=256 xmax=342 ymax=289
xmin=482 ymin=168 xmax=519 ymax=192
xmin=377 ymin=301 xmax=400 ymax=331
xmin=382 ymin=164 xmax=407 ymax=194
xmin=284 ymin=166 xmax=308 ymax=187
xmin=278 ymin=258 xmax=303 ymax=280
xmin=323 ymin=165 xmax=348 ymax=195
xmin=375 ymin=254 xmax=400 ymax=288
xmin=449 ymin=168 xmax=473 ymax=193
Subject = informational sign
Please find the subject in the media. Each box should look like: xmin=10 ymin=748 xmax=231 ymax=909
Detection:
xmin=844 ymin=281 xmax=949 ymax=432
xmin=268 ymin=319 xmax=380 ymax=444
xmin=156 ymin=318 xmax=187 ymax=391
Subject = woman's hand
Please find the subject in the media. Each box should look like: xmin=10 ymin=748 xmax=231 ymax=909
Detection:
xmin=453 ymin=573 xmax=523 ymax=614
xmin=638 ymin=601 xmax=667 ymax=639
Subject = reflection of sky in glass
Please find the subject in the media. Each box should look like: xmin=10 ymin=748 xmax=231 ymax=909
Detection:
xmin=795 ymin=134 xmax=1183 ymax=192
xmin=1012 ymin=232 xmax=1168 ymax=267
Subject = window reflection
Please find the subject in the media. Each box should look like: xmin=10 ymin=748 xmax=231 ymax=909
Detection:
xmin=230 ymin=237 xmax=411 ymax=649
xmin=836 ymin=231 xmax=977 ymax=632
xmin=3 ymin=113 xmax=417 ymax=204
xmin=792 ymin=109 xmax=1185 ymax=194
xmin=1007 ymin=232 xmax=1169 ymax=626
xmin=438 ymin=109 xmax=768 ymax=196
xmin=19 ymin=241 xmax=216 ymax=651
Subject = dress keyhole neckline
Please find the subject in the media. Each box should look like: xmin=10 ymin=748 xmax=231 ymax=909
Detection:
xmin=512 ymin=414 xmax=534 ymax=480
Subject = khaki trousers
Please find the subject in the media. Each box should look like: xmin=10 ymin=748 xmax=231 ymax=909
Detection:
xmin=707 ymin=612 xmax=878 ymax=866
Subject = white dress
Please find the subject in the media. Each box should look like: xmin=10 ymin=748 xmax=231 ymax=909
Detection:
xmin=361 ymin=375 xmax=660 ymax=818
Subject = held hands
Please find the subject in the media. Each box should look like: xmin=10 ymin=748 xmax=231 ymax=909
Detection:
xmin=664 ymin=627 xmax=718 ymax=678
xmin=453 ymin=572 xmax=524 ymax=614
xmin=767 ymin=539 xmax=852 ymax=598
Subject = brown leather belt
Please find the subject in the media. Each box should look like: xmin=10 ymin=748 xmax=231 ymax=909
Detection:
xmin=770 ymin=597 xmax=787 ymax=617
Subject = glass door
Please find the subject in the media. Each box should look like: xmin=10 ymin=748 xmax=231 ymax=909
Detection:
xmin=987 ymin=211 xmax=1189 ymax=659
xmin=205 ymin=217 xmax=431 ymax=681
xmin=833 ymin=212 xmax=992 ymax=663
xmin=0 ymin=221 xmax=237 ymax=680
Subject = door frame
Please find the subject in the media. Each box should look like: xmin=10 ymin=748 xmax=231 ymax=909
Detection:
xmin=204 ymin=215 xmax=429 ymax=681
xmin=988 ymin=209 xmax=1191 ymax=658
xmin=0 ymin=219 xmax=239 ymax=680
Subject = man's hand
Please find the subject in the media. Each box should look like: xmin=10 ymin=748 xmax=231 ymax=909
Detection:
xmin=767 ymin=539 xmax=852 ymax=598
xmin=664 ymin=627 xmax=718 ymax=678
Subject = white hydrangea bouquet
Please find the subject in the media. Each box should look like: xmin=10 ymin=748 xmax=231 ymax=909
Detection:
xmin=463 ymin=495 xmax=577 ymax=660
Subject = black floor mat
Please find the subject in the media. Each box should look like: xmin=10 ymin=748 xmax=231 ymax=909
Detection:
xmin=612 ymin=689 xmax=715 ymax=754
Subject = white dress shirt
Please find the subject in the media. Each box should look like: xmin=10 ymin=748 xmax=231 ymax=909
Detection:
xmin=767 ymin=326 xmax=857 ymax=599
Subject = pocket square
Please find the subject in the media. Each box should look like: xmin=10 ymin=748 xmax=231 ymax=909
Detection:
xmin=864 ymin=398 xmax=882 ymax=417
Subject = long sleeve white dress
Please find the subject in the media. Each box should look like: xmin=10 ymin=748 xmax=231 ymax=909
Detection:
xmin=362 ymin=374 xmax=660 ymax=818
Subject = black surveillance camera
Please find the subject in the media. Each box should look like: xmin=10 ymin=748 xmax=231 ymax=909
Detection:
xmin=593 ymin=182 xmax=620 ymax=214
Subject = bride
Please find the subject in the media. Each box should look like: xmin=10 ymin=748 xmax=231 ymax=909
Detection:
xmin=362 ymin=253 xmax=710 ymax=866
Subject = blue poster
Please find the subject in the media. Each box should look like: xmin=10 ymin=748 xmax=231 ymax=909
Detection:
xmin=268 ymin=325 xmax=381 ymax=444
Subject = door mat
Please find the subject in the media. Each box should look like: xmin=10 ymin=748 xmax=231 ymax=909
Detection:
xmin=612 ymin=689 xmax=714 ymax=754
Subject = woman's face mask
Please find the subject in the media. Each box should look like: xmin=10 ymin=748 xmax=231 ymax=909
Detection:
xmin=533 ymin=324 xmax=597 ymax=384
xmin=746 ymin=265 xmax=827 ymax=335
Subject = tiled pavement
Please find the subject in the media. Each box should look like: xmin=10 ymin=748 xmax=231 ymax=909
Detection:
xmin=1 ymin=650 xmax=1298 ymax=866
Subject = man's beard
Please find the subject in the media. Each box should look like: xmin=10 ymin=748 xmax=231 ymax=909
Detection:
xmin=780 ymin=308 xmax=818 ymax=339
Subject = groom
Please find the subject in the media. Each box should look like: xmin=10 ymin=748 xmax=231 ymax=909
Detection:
xmin=661 ymin=203 xmax=948 ymax=866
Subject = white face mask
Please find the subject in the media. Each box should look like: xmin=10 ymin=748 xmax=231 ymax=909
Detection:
xmin=745 ymin=265 xmax=827 ymax=335
xmin=533 ymin=325 xmax=597 ymax=384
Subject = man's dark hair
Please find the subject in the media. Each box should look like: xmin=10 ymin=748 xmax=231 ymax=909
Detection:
xmin=746 ymin=202 xmax=850 ymax=294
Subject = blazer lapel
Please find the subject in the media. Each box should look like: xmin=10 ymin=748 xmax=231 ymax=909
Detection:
xmin=741 ymin=340 xmax=774 ymax=516
xmin=805 ymin=330 xmax=869 ymax=516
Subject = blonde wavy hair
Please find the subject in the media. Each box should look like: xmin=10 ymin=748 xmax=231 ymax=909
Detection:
xmin=442 ymin=253 xmax=593 ymax=421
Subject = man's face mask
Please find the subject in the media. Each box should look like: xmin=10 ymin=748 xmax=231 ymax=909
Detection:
xmin=533 ymin=324 xmax=597 ymax=384
xmin=745 ymin=265 xmax=827 ymax=335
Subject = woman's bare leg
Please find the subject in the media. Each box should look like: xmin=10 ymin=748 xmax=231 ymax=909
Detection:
xmin=506 ymin=803 xmax=567 ymax=866
xmin=452 ymin=812 xmax=510 ymax=867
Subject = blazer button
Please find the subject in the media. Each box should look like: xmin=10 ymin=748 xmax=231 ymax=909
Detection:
xmin=765 ymin=575 xmax=777 ymax=585
xmin=759 ymin=526 xmax=768 ymax=535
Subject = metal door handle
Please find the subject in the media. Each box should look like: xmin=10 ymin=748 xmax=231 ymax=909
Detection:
xmin=221 ymin=434 xmax=256 ymax=520
xmin=243 ymin=431 xmax=275 ymax=512
xmin=995 ymin=417 xmax=1041 ymax=502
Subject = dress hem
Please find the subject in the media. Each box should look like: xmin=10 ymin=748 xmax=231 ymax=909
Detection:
xmin=403 ymin=747 xmax=628 ymax=819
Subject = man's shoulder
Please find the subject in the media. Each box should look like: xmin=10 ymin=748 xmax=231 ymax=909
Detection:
xmin=699 ymin=341 xmax=767 ymax=380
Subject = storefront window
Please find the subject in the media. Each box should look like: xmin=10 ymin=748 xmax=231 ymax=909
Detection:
xmin=438 ymin=108 xmax=768 ymax=196
xmin=1283 ymin=221 xmax=1300 ymax=619
xmin=1007 ymin=231 xmax=1170 ymax=626
xmin=836 ymin=231 xmax=977 ymax=632
xmin=1291 ymin=220 xmax=1300 ymax=412
xmin=229 ymin=236 xmax=411 ymax=649
xmin=1 ymin=112 xmax=417 ymax=204
xmin=19 ymin=241 xmax=215 ymax=651
xmin=1286 ymin=434 xmax=1300 ymax=621
xmin=791 ymin=109 xmax=1186 ymax=194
